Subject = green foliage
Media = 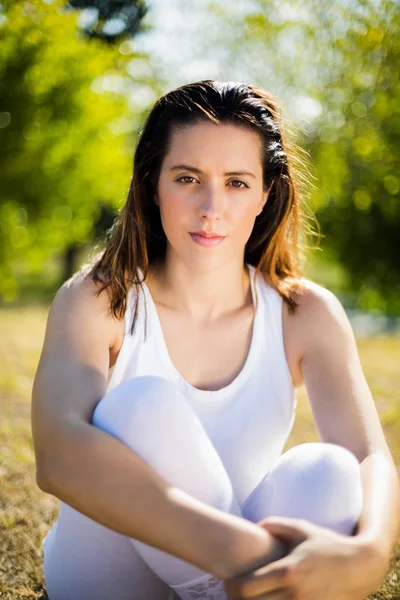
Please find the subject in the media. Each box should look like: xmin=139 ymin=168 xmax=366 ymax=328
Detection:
xmin=307 ymin=0 xmax=400 ymax=314
xmin=0 ymin=0 xmax=157 ymax=302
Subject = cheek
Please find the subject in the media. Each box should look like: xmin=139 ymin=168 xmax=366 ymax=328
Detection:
xmin=158 ymin=193 xmax=188 ymax=237
xmin=232 ymin=202 xmax=260 ymax=237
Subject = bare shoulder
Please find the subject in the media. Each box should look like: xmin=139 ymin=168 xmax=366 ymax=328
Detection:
xmin=63 ymin=269 xmax=110 ymax=306
xmin=284 ymin=277 xmax=354 ymax=358
xmin=293 ymin=278 xmax=346 ymax=325
xmin=282 ymin=278 xmax=354 ymax=387
xmin=47 ymin=270 xmax=122 ymax=352
xmin=290 ymin=277 xmax=346 ymax=316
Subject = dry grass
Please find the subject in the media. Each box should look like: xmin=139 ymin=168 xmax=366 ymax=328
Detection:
xmin=0 ymin=305 xmax=399 ymax=599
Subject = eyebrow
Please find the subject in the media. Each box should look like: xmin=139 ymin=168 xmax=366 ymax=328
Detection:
xmin=169 ymin=164 xmax=257 ymax=179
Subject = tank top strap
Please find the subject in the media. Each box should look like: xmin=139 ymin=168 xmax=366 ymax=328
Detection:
xmin=256 ymin=273 xmax=293 ymax=386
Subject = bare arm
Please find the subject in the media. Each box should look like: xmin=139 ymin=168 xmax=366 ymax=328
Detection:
xmin=32 ymin=274 xmax=286 ymax=580
xmin=296 ymin=282 xmax=400 ymax=562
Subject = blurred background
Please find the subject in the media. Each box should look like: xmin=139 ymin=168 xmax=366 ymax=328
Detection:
xmin=1 ymin=0 xmax=400 ymax=327
xmin=0 ymin=1 xmax=399 ymax=598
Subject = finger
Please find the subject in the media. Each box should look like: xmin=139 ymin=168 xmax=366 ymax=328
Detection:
xmin=258 ymin=517 xmax=310 ymax=544
xmin=224 ymin=556 xmax=296 ymax=599
xmin=258 ymin=516 xmax=308 ymax=530
xmin=253 ymin=589 xmax=293 ymax=600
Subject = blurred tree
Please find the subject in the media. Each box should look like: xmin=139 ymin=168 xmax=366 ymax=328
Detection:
xmin=306 ymin=1 xmax=400 ymax=315
xmin=67 ymin=0 xmax=149 ymax=43
xmin=0 ymin=0 xmax=159 ymax=301
xmin=60 ymin=0 xmax=150 ymax=280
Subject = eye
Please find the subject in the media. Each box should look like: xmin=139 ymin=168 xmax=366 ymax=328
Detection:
xmin=176 ymin=176 xmax=249 ymax=189
xmin=176 ymin=176 xmax=197 ymax=184
xmin=229 ymin=179 xmax=249 ymax=189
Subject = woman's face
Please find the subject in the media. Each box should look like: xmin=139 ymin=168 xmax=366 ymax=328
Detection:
xmin=155 ymin=120 xmax=270 ymax=271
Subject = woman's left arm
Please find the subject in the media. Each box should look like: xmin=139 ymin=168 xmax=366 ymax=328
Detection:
xmin=224 ymin=283 xmax=400 ymax=599
xmin=296 ymin=284 xmax=400 ymax=564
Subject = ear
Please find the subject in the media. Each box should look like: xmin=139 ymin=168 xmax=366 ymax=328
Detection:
xmin=153 ymin=192 xmax=159 ymax=206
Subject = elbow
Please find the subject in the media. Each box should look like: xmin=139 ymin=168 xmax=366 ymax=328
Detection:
xmin=33 ymin=424 xmax=76 ymax=495
xmin=36 ymin=461 xmax=54 ymax=493
xmin=36 ymin=472 xmax=49 ymax=493
xmin=36 ymin=472 xmax=50 ymax=493
xmin=34 ymin=446 xmax=57 ymax=494
xmin=34 ymin=421 xmax=87 ymax=496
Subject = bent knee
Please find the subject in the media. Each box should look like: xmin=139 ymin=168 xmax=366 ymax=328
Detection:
xmin=267 ymin=442 xmax=362 ymax=506
xmin=92 ymin=376 xmax=184 ymax=430
xmin=271 ymin=442 xmax=361 ymax=482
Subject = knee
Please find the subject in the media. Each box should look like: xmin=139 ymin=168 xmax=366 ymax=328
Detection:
xmin=270 ymin=442 xmax=362 ymax=495
xmin=92 ymin=376 xmax=184 ymax=445
xmin=268 ymin=443 xmax=363 ymax=533
xmin=277 ymin=441 xmax=359 ymax=477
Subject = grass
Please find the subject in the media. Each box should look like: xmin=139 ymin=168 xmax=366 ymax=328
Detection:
xmin=0 ymin=304 xmax=399 ymax=599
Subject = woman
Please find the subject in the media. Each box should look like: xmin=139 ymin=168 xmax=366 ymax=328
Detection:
xmin=32 ymin=80 xmax=399 ymax=600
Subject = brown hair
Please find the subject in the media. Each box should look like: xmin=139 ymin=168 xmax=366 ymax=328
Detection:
xmin=83 ymin=79 xmax=319 ymax=335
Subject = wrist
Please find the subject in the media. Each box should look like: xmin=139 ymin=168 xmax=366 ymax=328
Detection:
xmin=222 ymin=524 xmax=288 ymax=580
xmin=165 ymin=487 xmax=287 ymax=580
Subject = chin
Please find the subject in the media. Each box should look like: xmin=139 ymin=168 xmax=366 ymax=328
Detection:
xmin=184 ymin=253 xmax=232 ymax=273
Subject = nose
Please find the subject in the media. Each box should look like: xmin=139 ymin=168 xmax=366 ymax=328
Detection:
xmin=199 ymin=188 xmax=223 ymax=221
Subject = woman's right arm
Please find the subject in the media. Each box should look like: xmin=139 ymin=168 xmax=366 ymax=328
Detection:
xmin=32 ymin=274 xmax=286 ymax=580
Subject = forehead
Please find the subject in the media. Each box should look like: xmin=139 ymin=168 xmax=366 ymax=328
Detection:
xmin=164 ymin=121 xmax=262 ymax=169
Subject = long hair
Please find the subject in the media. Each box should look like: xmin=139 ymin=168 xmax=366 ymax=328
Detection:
xmin=83 ymin=79 xmax=319 ymax=335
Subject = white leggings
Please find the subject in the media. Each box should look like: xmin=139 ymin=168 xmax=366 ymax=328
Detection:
xmin=43 ymin=376 xmax=363 ymax=600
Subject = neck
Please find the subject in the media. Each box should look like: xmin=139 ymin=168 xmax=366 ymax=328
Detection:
xmin=148 ymin=255 xmax=252 ymax=324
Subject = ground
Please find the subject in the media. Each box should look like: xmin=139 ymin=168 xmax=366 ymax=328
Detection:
xmin=0 ymin=305 xmax=399 ymax=599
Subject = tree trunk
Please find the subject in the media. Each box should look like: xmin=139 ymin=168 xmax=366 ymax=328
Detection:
xmin=61 ymin=243 xmax=81 ymax=284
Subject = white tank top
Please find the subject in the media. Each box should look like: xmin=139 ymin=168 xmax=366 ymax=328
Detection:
xmin=106 ymin=263 xmax=298 ymax=506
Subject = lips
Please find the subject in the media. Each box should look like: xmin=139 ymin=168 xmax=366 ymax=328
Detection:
xmin=189 ymin=232 xmax=226 ymax=247
xmin=190 ymin=230 xmax=226 ymax=239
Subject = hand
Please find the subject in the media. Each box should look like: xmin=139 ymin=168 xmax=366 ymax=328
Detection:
xmin=223 ymin=516 xmax=388 ymax=599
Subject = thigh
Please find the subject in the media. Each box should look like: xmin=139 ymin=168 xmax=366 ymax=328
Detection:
xmin=43 ymin=502 xmax=174 ymax=600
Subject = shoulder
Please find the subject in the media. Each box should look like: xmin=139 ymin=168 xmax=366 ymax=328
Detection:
xmin=58 ymin=270 xmax=111 ymax=317
xmin=291 ymin=277 xmax=346 ymax=318
xmin=286 ymin=277 xmax=355 ymax=359
xmin=260 ymin=272 xmax=340 ymax=314
xmin=50 ymin=270 xmax=122 ymax=350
